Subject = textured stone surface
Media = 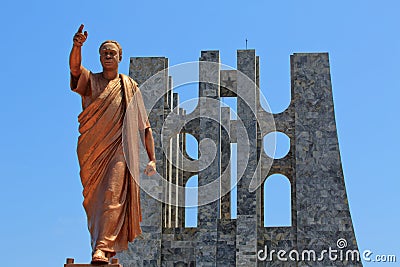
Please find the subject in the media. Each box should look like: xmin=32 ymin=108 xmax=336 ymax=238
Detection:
xmin=235 ymin=50 xmax=259 ymax=266
xmin=220 ymin=107 xmax=231 ymax=220
xmin=196 ymin=51 xmax=221 ymax=266
xmin=220 ymin=70 xmax=237 ymax=97
xmin=117 ymin=57 xmax=168 ymax=267
xmin=117 ymin=51 xmax=361 ymax=266
xmin=291 ymin=53 xmax=360 ymax=266
xmin=217 ymin=219 xmax=236 ymax=266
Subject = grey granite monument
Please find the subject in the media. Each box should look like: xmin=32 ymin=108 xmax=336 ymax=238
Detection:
xmin=117 ymin=50 xmax=361 ymax=266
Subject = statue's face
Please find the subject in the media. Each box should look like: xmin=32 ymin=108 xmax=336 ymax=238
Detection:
xmin=99 ymin=43 xmax=120 ymax=71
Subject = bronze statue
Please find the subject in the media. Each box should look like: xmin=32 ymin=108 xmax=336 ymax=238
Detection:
xmin=69 ymin=24 xmax=156 ymax=264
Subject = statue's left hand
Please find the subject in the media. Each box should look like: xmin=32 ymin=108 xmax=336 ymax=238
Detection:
xmin=144 ymin=160 xmax=156 ymax=176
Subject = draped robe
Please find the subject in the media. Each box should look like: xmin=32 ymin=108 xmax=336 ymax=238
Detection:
xmin=71 ymin=68 xmax=149 ymax=254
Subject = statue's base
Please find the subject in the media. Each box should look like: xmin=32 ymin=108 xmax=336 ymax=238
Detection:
xmin=64 ymin=258 xmax=122 ymax=267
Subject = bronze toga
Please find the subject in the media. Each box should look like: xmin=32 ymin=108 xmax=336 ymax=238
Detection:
xmin=71 ymin=67 xmax=149 ymax=255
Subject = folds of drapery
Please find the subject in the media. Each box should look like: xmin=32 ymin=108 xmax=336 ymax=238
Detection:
xmin=74 ymin=72 xmax=149 ymax=253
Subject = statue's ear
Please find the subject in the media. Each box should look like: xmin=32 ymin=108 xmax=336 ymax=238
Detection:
xmin=119 ymin=55 xmax=123 ymax=62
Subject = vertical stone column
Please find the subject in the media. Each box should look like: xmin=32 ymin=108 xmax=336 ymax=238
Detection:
xmin=178 ymin=109 xmax=186 ymax=228
xmin=164 ymin=76 xmax=174 ymax=228
xmin=292 ymin=53 xmax=361 ymax=266
xmin=196 ymin=50 xmax=221 ymax=266
xmin=171 ymin=92 xmax=180 ymax=228
xmin=220 ymin=106 xmax=231 ymax=219
xmin=117 ymin=57 xmax=168 ymax=267
xmin=236 ymin=49 xmax=258 ymax=266
xmin=165 ymin=92 xmax=180 ymax=228
xmin=255 ymin=56 xmax=264 ymax=226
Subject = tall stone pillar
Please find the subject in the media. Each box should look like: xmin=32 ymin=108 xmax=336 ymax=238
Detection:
xmin=236 ymin=49 xmax=258 ymax=266
xmin=292 ymin=53 xmax=361 ymax=266
xmin=196 ymin=50 xmax=221 ymax=266
xmin=117 ymin=57 xmax=168 ymax=267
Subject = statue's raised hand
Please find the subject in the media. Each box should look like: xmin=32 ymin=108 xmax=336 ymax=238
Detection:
xmin=73 ymin=24 xmax=88 ymax=47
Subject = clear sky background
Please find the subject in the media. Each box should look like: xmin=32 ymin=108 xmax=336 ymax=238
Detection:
xmin=0 ymin=0 xmax=399 ymax=266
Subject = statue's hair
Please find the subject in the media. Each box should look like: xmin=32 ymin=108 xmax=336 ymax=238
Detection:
xmin=99 ymin=40 xmax=123 ymax=59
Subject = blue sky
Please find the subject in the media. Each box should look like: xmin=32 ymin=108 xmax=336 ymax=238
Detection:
xmin=0 ymin=0 xmax=399 ymax=266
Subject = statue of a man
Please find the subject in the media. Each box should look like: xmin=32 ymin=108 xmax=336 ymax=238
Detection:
xmin=69 ymin=24 xmax=156 ymax=264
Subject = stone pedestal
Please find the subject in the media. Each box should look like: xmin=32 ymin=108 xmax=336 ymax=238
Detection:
xmin=64 ymin=258 xmax=122 ymax=267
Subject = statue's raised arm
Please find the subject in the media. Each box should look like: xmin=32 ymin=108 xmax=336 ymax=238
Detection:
xmin=69 ymin=24 xmax=88 ymax=78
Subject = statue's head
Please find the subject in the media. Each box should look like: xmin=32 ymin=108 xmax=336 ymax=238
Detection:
xmin=99 ymin=40 xmax=123 ymax=70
